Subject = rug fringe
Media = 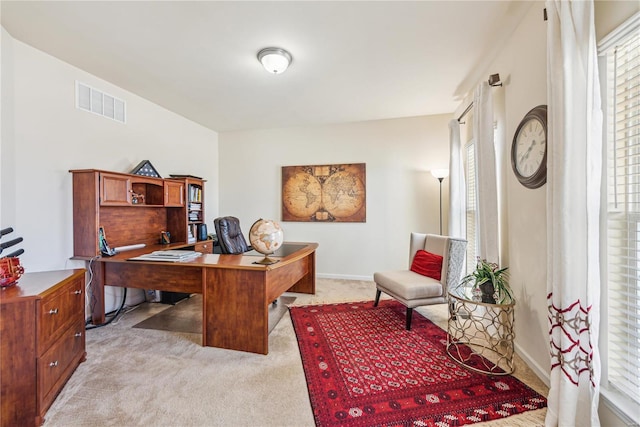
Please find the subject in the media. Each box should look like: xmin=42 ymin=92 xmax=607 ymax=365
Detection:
xmin=475 ymin=408 xmax=546 ymax=426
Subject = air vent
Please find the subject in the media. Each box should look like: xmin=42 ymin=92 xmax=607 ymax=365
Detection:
xmin=75 ymin=81 xmax=126 ymax=124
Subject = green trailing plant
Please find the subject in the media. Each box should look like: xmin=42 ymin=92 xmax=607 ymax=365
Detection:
xmin=460 ymin=258 xmax=513 ymax=304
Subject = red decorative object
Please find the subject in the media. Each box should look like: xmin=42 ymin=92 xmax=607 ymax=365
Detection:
xmin=410 ymin=249 xmax=443 ymax=280
xmin=0 ymin=257 xmax=24 ymax=287
xmin=290 ymin=300 xmax=546 ymax=426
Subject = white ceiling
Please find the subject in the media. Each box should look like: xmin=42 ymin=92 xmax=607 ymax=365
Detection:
xmin=1 ymin=1 xmax=532 ymax=132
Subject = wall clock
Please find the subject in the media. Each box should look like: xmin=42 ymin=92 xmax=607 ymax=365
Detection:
xmin=130 ymin=160 xmax=161 ymax=178
xmin=511 ymin=105 xmax=547 ymax=189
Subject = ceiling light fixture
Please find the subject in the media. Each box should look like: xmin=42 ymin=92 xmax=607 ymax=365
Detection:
xmin=257 ymin=47 xmax=292 ymax=74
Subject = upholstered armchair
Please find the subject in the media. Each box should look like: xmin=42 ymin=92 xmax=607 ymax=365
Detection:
xmin=374 ymin=233 xmax=467 ymax=330
xmin=213 ymin=216 xmax=252 ymax=254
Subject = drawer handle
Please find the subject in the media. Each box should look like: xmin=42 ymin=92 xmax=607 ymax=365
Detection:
xmin=49 ymin=361 xmax=58 ymax=367
xmin=75 ymin=332 xmax=83 ymax=337
xmin=48 ymin=308 xmax=59 ymax=315
xmin=74 ymin=290 xmax=82 ymax=295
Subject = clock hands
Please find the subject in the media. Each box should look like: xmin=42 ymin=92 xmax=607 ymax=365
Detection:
xmin=519 ymin=140 xmax=537 ymax=164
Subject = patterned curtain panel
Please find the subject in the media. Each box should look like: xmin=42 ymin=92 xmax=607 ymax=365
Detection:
xmin=545 ymin=0 xmax=603 ymax=426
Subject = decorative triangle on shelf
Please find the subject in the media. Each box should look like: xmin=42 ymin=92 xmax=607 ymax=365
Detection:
xmin=130 ymin=160 xmax=161 ymax=178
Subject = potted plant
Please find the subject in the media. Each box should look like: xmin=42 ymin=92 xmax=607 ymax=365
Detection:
xmin=460 ymin=258 xmax=513 ymax=304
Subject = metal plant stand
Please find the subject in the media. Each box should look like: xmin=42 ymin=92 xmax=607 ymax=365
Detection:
xmin=447 ymin=285 xmax=515 ymax=375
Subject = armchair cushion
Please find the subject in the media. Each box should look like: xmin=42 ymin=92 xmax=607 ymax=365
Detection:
xmin=374 ymin=270 xmax=443 ymax=300
xmin=410 ymin=250 xmax=443 ymax=280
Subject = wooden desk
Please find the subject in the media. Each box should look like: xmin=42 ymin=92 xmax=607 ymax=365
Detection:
xmin=91 ymin=242 xmax=317 ymax=354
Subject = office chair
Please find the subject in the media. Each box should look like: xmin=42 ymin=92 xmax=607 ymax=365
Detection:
xmin=213 ymin=216 xmax=251 ymax=254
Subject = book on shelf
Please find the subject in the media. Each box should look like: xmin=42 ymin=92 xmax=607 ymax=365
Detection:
xmin=189 ymin=185 xmax=202 ymax=203
xmin=188 ymin=225 xmax=197 ymax=243
xmin=169 ymin=174 xmax=202 ymax=179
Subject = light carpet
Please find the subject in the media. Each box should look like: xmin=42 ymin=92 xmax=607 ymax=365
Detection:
xmin=42 ymin=278 xmax=548 ymax=426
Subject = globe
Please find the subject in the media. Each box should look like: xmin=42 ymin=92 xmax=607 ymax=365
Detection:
xmin=249 ymin=219 xmax=284 ymax=265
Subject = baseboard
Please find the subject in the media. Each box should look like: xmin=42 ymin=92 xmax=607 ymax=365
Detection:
xmin=514 ymin=341 xmax=550 ymax=387
xmin=316 ymin=273 xmax=373 ymax=281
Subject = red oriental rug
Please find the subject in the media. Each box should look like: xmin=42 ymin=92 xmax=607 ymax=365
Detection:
xmin=290 ymin=300 xmax=546 ymax=427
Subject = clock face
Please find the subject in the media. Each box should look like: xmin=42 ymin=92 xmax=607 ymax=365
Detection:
xmin=514 ymin=117 xmax=546 ymax=178
xmin=511 ymin=105 xmax=547 ymax=189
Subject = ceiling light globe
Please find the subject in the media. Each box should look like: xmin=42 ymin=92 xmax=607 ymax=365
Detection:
xmin=257 ymin=47 xmax=292 ymax=74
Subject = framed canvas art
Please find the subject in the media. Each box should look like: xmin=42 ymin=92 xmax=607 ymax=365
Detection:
xmin=282 ymin=163 xmax=366 ymax=222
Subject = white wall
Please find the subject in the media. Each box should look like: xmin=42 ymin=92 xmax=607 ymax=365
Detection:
xmin=219 ymin=115 xmax=450 ymax=279
xmin=1 ymin=29 xmax=219 ymax=308
xmin=492 ymin=2 xmax=550 ymax=378
xmin=1 ymin=28 xmax=16 ymax=232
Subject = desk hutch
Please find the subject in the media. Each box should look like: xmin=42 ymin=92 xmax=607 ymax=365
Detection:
xmin=69 ymin=169 xmax=212 ymax=256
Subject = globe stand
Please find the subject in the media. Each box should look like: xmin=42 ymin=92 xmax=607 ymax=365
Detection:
xmin=253 ymin=255 xmax=279 ymax=265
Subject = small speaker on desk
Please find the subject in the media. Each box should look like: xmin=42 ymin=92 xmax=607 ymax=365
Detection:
xmin=197 ymin=224 xmax=208 ymax=241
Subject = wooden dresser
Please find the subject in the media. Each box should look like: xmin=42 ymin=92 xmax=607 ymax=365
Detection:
xmin=0 ymin=269 xmax=86 ymax=426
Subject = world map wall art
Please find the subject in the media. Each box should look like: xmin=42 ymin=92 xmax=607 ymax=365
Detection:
xmin=281 ymin=163 xmax=366 ymax=222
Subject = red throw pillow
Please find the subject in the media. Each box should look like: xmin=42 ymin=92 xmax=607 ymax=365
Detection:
xmin=410 ymin=250 xmax=443 ymax=281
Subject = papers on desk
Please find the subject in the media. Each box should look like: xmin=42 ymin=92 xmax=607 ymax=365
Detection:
xmin=128 ymin=250 xmax=202 ymax=262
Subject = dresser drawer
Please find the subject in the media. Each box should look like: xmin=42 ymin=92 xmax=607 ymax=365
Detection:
xmin=37 ymin=319 xmax=85 ymax=415
xmin=37 ymin=276 xmax=83 ymax=352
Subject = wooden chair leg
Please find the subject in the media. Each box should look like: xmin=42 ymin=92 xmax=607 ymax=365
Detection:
xmin=374 ymin=289 xmax=381 ymax=306
xmin=406 ymin=307 xmax=413 ymax=330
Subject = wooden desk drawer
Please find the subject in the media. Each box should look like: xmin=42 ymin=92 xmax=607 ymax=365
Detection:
xmin=37 ymin=319 xmax=85 ymax=415
xmin=194 ymin=241 xmax=213 ymax=254
xmin=38 ymin=276 xmax=83 ymax=352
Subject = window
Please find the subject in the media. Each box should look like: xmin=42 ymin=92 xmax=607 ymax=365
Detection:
xmin=603 ymin=19 xmax=640 ymax=415
xmin=465 ymin=140 xmax=478 ymax=274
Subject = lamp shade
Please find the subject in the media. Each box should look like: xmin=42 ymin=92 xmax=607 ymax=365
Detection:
xmin=431 ymin=169 xmax=449 ymax=179
xmin=257 ymin=47 xmax=292 ymax=74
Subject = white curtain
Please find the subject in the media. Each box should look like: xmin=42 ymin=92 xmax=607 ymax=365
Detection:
xmin=448 ymin=119 xmax=466 ymax=239
xmin=473 ymin=82 xmax=499 ymax=263
xmin=545 ymin=1 xmax=602 ymax=426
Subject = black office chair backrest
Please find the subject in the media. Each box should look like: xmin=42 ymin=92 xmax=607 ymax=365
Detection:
xmin=213 ymin=216 xmax=250 ymax=254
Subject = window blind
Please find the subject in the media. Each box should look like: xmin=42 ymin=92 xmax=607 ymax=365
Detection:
xmin=465 ymin=142 xmax=477 ymax=274
xmin=607 ymin=29 xmax=640 ymax=405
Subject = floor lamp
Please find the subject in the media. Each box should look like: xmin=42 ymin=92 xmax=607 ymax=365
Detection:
xmin=431 ymin=169 xmax=449 ymax=235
